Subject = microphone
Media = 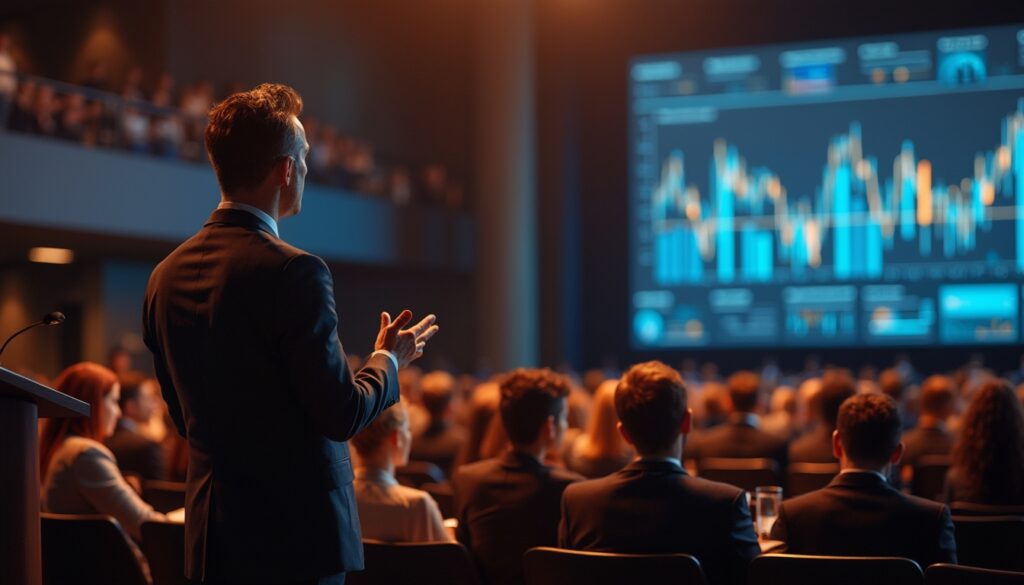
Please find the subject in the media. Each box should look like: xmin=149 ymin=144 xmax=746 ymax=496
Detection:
xmin=0 ymin=311 xmax=66 ymax=362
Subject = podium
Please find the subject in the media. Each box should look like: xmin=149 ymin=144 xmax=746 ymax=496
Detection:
xmin=0 ymin=367 xmax=90 ymax=585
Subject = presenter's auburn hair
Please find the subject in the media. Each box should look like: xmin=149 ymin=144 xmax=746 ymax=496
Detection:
xmin=39 ymin=362 xmax=119 ymax=480
xmin=205 ymin=83 xmax=304 ymax=193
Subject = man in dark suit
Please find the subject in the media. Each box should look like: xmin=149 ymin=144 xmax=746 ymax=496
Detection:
xmin=104 ymin=373 xmax=166 ymax=480
xmin=144 ymin=84 xmax=438 ymax=585
xmin=453 ymin=369 xmax=583 ymax=585
xmin=789 ymin=369 xmax=856 ymax=463
xmin=901 ymin=375 xmax=956 ymax=468
xmin=770 ymin=393 xmax=957 ymax=567
xmin=559 ymin=361 xmax=759 ymax=585
xmin=687 ymin=370 xmax=788 ymax=471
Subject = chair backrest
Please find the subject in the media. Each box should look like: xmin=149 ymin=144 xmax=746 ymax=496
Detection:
xmin=749 ymin=554 xmax=923 ymax=585
xmin=952 ymin=515 xmax=1024 ymax=571
xmin=786 ymin=462 xmax=839 ymax=497
xmin=926 ymin=563 xmax=1024 ymax=585
xmin=395 ymin=461 xmax=447 ymax=489
xmin=142 ymin=479 xmax=187 ymax=513
xmin=422 ymin=481 xmax=455 ymax=519
xmin=522 ymin=547 xmax=707 ymax=585
xmin=950 ymin=501 xmax=1024 ymax=516
xmin=910 ymin=455 xmax=952 ymax=501
xmin=40 ymin=513 xmax=149 ymax=585
xmin=141 ymin=519 xmax=187 ymax=585
xmin=697 ymin=458 xmax=781 ymax=492
xmin=346 ymin=540 xmax=480 ymax=585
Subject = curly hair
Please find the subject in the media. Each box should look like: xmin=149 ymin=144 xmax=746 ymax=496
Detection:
xmin=499 ymin=368 xmax=570 ymax=444
xmin=951 ymin=378 xmax=1024 ymax=504
xmin=205 ymin=83 xmax=304 ymax=193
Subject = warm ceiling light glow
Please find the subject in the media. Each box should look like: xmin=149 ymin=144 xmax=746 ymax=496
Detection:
xmin=28 ymin=247 xmax=75 ymax=264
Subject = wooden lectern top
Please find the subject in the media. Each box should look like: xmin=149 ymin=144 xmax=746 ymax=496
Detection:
xmin=0 ymin=367 xmax=90 ymax=418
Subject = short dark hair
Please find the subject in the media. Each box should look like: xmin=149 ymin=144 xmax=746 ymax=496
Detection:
xmin=499 ymin=369 xmax=570 ymax=445
xmin=117 ymin=372 xmax=147 ymax=409
xmin=878 ymin=368 xmax=906 ymax=401
xmin=837 ymin=393 xmax=902 ymax=466
xmin=727 ymin=370 xmax=761 ymax=413
xmin=205 ymin=83 xmax=304 ymax=193
xmin=421 ymin=371 xmax=455 ymax=419
xmin=919 ymin=375 xmax=956 ymax=417
xmin=815 ymin=369 xmax=857 ymax=427
xmin=615 ymin=361 xmax=687 ymax=454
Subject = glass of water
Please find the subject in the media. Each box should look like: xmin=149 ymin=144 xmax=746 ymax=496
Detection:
xmin=755 ymin=485 xmax=783 ymax=540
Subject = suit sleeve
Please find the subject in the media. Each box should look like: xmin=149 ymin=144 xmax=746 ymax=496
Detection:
xmin=557 ymin=489 xmax=571 ymax=548
xmin=726 ymin=490 xmax=761 ymax=585
xmin=143 ymin=290 xmax=186 ymax=439
xmin=935 ymin=505 xmax=957 ymax=565
xmin=276 ymin=253 xmax=399 ymax=442
xmin=73 ymin=447 xmax=162 ymax=540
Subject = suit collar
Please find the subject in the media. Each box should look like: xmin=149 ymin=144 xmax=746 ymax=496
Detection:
xmin=828 ymin=469 xmax=892 ymax=490
xmin=500 ymin=449 xmax=546 ymax=471
xmin=205 ymin=207 xmax=277 ymax=238
xmin=623 ymin=458 xmax=688 ymax=475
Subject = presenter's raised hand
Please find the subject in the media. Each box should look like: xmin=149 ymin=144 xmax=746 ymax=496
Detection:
xmin=374 ymin=310 xmax=439 ymax=368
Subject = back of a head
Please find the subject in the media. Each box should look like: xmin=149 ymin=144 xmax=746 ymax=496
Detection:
xmin=953 ymin=378 xmax=1024 ymax=503
xmin=919 ymin=375 xmax=956 ymax=419
xmin=205 ymin=83 xmax=304 ymax=194
xmin=351 ymin=402 xmax=408 ymax=458
xmin=837 ymin=393 xmax=902 ymax=468
xmin=582 ymin=379 xmax=629 ymax=458
xmin=420 ymin=370 xmax=456 ymax=421
xmin=727 ymin=370 xmax=761 ymax=413
xmin=878 ymin=367 xmax=906 ymax=402
xmin=815 ymin=370 xmax=857 ymax=428
xmin=499 ymin=369 xmax=570 ymax=446
xmin=615 ymin=361 xmax=687 ymax=455
xmin=117 ymin=371 xmax=147 ymax=409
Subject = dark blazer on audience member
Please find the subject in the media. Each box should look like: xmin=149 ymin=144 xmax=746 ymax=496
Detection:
xmin=104 ymin=419 xmax=166 ymax=480
xmin=788 ymin=427 xmax=836 ymax=464
xmin=770 ymin=471 xmax=957 ymax=567
xmin=410 ymin=421 xmax=467 ymax=477
xmin=559 ymin=459 xmax=759 ymax=585
xmin=453 ymin=450 xmax=583 ymax=585
xmin=688 ymin=413 xmax=789 ymax=470
xmin=144 ymin=208 xmax=399 ymax=583
xmin=901 ymin=425 xmax=954 ymax=468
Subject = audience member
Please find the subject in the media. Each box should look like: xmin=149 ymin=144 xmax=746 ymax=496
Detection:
xmin=351 ymin=402 xmax=452 ymax=543
xmin=770 ymin=393 xmax=956 ymax=567
xmin=789 ymin=370 xmax=856 ymax=463
xmin=103 ymin=373 xmax=166 ymax=480
xmin=945 ymin=378 xmax=1024 ymax=505
xmin=0 ymin=32 xmax=15 ymax=126
xmin=559 ymin=361 xmax=759 ymax=585
xmin=455 ymin=380 xmax=500 ymax=467
xmin=687 ymin=370 xmax=788 ymax=470
xmin=6 ymin=79 xmax=34 ymax=131
xmin=410 ymin=370 xmax=467 ymax=476
xmin=453 ymin=368 xmax=583 ymax=585
xmin=40 ymin=362 xmax=164 ymax=539
xmin=561 ymin=379 xmax=633 ymax=478
xmin=880 ymin=367 xmax=915 ymax=429
xmin=761 ymin=385 xmax=797 ymax=440
xmin=901 ymin=375 xmax=956 ymax=470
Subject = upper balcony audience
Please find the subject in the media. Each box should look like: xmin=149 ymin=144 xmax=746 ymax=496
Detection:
xmin=558 ymin=361 xmax=759 ymax=585
xmin=453 ymin=368 xmax=583 ymax=585
xmin=944 ymin=378 xmax=1024 ymax=505
xmin=788 ymin=369 xmax=856 ymax=464
xmin=351 ymin=402 xmax=452 ymax=543
xmin=409 ymin=370 xmax=467 ymax=477
xmin=39 ymin=362 xmax=165 ymax=540
xmin=561 ymin=379 xmax=634 ymax=478
xmin=770 ymin=393 xmax=957 ymax=567
xmin=103 ymin=372 xmax=167 ymax=481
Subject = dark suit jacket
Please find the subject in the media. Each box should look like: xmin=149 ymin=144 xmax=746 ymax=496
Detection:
xmin=770 ymin=471 xmax=957 ymax=567
xmin=688 ymin=415 xmax=789 ymax=470
xmin=104 ymin=419 xmax=166 ymax=480
xmin=143 ymin=208 xmax=399 ymax=583
xmin=901 ymin=425 xmax=954 ymax=468
xmin=410 ymin=421 xmax=467 ymax=477
xmin=788 ymin=427 xmax=836 ymax=464
xmin=453 ymin=450 xmax=583 ymax=585
xmin=559 ymin=459 xmax=759 ymax=585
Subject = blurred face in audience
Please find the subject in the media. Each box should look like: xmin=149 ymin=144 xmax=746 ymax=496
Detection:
xmin=100 ymin=383 xmax=122 ymax=439
xmin=125 ymin=379 xmax=160 ymax=423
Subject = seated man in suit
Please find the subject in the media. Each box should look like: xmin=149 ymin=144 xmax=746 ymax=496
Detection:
xmin=453 ymin=368 xmax=583 ymax=585
xmin=789 ymin=369 xmax=856 ymax=463
xmin=410 ymin=370 xmax=467 ymax=476
xmin=104 ymin=373 xmax=166 ymax=480
xmin=687 ymin=370 xmax=788 ymax=471
xmin=770 ymin=393 xmax=957 ymax=567
xmin=901 ymin=375 xmax=956 ymax=469
xmin=559 ymin=361 xmax=759 ymax=585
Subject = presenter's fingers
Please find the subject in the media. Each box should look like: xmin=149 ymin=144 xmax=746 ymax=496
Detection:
xmin=415 ymin=342 xmax=426 ymax=356
xmin=407 ymin=314 xmax=437 ymax=336
xmin=415 ymin=324 xmax=440 ymax=344
xmin=389 ymin=309 xmax=413 ymax=330
xmin=380 ymin=312 xmax=391 ymax=330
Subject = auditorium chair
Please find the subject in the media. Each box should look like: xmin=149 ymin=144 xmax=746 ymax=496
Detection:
xmin=696 ymin=458 xmax=781 ymax=492
xmin=951 ymin=515 xmax=1024 ymax=571
xmin=926 ymin=564 xmax=1024 ymax=585
xmin=346 ymin=540 xmax=479 ymax=585
xmin=40 ymin=513 xmax=148 ymax=585
xmin=950 ymin=502 xmax=1024 ymax=517
xmin=909 ymin=455 xmax=952 ymax=501
xmin=522 ymin=547 xmax=707 ymax=585
xmin=749 ymin=554 xmax=924 ymax=585
xmin=395 ymin=461 xmax=447 ymax=489
xmin=142 ymin=479 xmax=187 ymax=513
xmin=422 ymin=481 xmax=455 ymax=518
xmin=786 ymin=462 xmax=840 ymax=497
xmin=141 ymin=519 xmax=188 ymax=585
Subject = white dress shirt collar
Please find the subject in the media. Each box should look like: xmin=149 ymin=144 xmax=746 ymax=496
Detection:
xmin=217 ymin=200 xmax=279 ymax=237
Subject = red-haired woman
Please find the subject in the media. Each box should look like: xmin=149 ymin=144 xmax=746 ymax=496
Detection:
xmin=40 ymin=362 xmax=164 ymax=538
